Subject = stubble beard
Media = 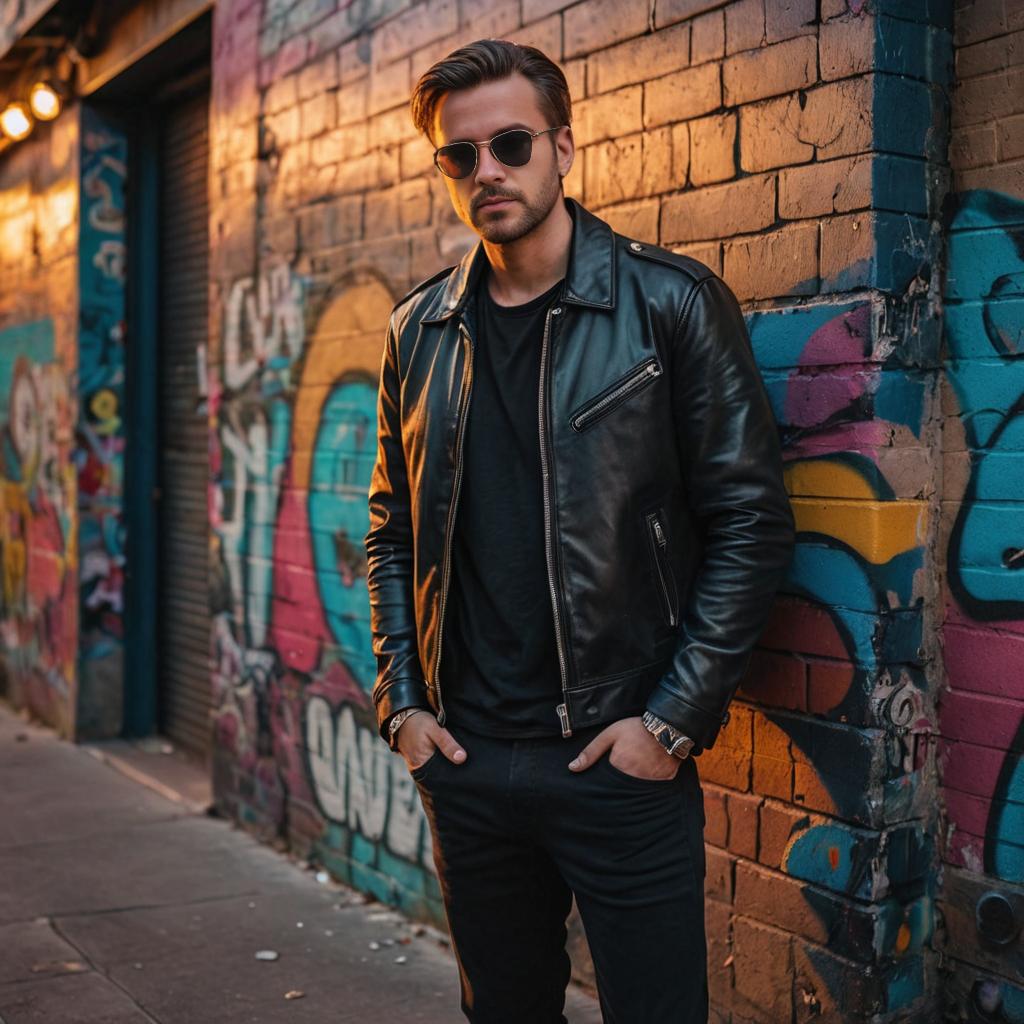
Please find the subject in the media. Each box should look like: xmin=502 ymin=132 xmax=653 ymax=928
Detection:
xmin=470 ymin=171 xmax=563 ymax=245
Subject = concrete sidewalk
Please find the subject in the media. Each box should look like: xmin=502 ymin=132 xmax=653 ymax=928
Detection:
xmin=0 ymin=704 xmax=601 ymax=1023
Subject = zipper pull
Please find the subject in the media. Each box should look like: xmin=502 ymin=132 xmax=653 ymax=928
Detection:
xmin=556 ymin=703 xmax=571 ymax=737
xmin=652 ymin=515 xmax=667 ymax=547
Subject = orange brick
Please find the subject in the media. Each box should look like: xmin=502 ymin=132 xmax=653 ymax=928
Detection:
xmin=573 ymin=85 xmax=643 ymax=147
xmin=727 ymin=790 xmax=762 ymax=858
xmin=723 ymin=35 xmax=817 ymax=105
xmin=661 ymin=173 xmax=775 ymax=243
xmin=644 ymin=62 xmax=722 ymax=128
xmin=689 ymin=112 xmax=736 ymax=185
xmin=779 ymin=154 xmax=872 ymax=218
xmin=725 ymin=0 xmax=765 ymax=55
xmin=723 ymin=222 xmax=820 ymax=300
xmin=692 ymin=9 xmax=726 ymax=64
xmin=587 ymin=22 xmax=691 ymax=95
xmin=564 ymin=0 xmax=649 ymax=59
xmin=739 ymin=94 xmax=814 ymax=171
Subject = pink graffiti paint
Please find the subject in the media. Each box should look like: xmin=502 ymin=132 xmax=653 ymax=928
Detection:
xmin=944 ymin=624 xmax=1024 ymax=700
xmin=939 ymin=738 xmax=1010 ymax=800
xmin=306 ymin=660 xmax=368 ymax=710
xmin=782 ymin=305 xmax=891 ymax=459
xmin=795 ymin=304 xmax=874 ymax=367
xmin=783 ymin=369 xmax=878 ymax=427
xmin=945 ymin=594 xmax=1024 ymax=637
xmin=939 ymin=689 xmax=1022 ymax=751
xmin=26 ymin=499 xmax=65 ymax=604
xmin=269 ymin=483 xmax=331 ymax=671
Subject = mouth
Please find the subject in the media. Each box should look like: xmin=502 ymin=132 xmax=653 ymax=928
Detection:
xmin=477 ymin=197 xmax=516 ymax=211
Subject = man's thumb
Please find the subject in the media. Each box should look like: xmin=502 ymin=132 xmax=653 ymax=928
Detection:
xmin=436 ymin=728 xmax=467 ymax=764
xmin=568 ymin=737 xmax=609 ymax=772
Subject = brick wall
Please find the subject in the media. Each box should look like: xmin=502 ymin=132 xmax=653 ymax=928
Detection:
xmin=0 ymin=100 xmax=127 ymax=741
xmin=15 ymin=0 xmax=1024 ymax=1016
xmin=937 ymin=1 xmax=1024 ymax=1018
xmin=203 ymin=1 xmax=959 ymax=1019
xmin=0 ymin=109 xmax=82 ymax=737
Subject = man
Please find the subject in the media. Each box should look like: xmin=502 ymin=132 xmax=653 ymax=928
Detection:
xmin=364 ymin=38 xmax=795 ymax=1024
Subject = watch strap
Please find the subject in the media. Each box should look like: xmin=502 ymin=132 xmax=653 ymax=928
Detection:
xmin=387 ymin=707 xmax=426 ymax=750
xmin=642 ymin=710 xmax=695 ymax=759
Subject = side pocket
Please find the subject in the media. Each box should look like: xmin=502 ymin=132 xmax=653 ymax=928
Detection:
xmin=645 ymin=508 xmax=679 ymax=627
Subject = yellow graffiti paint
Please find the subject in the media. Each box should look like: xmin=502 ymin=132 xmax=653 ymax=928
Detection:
xmin=290 ymin=278 xmax=394 ymax=488
xmin=788 ymin=497 xmax=925 ymax=564
xmin=785 ymin=460 xmax=877 ymax=500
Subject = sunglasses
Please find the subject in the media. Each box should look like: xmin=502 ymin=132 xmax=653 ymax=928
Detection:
xmin=433 ymin=125 xmax=567 ymax=179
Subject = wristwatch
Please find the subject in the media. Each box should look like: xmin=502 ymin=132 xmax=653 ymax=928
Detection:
xmin=641 ymin=711 xmax=695 ymax=759
xmin=387 ymin=707 xmax=426 ymax=751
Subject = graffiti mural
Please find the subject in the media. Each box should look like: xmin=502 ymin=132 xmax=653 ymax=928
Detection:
xmin=0 ymin=319 xmax=76 ymax=734
xmin=75 ymin=106 xmax=128 ymax=735
xmin=211 ymin=266 xmax=440 ymax=918
xmin=941 ymin=189 xmax=1024 ymax=886
xmin=717 ymin=299 xmax=937 ymax=1014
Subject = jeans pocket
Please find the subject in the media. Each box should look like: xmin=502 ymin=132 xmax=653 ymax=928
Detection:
xmin=600 ymin=750 xmax=679 ymax=786
xmin=410 ymin=747 xmax=443 ymax=781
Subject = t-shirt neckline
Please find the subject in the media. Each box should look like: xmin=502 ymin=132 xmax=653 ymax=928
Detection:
xmin=479 ymin=275 xmax=565 ymax=319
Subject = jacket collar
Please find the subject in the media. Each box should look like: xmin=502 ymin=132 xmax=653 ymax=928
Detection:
xmin=421 ymin=197 xmax=615 ymax=323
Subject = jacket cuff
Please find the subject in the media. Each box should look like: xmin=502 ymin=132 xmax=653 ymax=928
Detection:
xmin=374 ymin=678 xmax=433 ymax=744
xmin=645 ymin=684 xmax=732 ymax=754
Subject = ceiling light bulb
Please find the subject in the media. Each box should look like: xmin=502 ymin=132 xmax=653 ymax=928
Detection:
xmin=29 ymin=81 xmax=61 ymax=121
xmin=0 ymin=102 xmax=33 ymax=141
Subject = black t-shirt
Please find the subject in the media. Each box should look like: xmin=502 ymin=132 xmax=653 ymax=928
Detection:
xmin=440 ymin=272 xmax=566 ymax=738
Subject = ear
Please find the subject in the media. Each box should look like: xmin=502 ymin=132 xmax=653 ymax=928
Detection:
xmin=556 ymin=125 xmax=575 ymax=179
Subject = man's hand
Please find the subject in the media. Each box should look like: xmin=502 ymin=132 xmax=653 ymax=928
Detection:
xmin=568 ymin=716 xmax=680 ymax=780
xmin=396 ymin=711 xmax=467 ymax=772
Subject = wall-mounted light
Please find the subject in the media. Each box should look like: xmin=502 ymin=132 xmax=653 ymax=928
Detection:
xmin=29 ymin=80 xmax=62 ymax=121
xmin=0 ymin=101 xmax=33 ymax=142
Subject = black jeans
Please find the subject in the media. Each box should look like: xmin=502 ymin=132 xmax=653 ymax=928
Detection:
xmin=411 ymin=722 xmax=708 ymax=1023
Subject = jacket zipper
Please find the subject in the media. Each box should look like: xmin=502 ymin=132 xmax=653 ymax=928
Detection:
xmin=571 ymin=358 xmax=662 ymax=432
xmin=433 ymin=322 xmax=474 ymax=726
xmin=646 ymin=510 xmax=678 ymax=627
xmin=539 ymin=304 xmax=573 ymax=737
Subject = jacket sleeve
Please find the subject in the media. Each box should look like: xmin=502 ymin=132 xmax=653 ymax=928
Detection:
xmin=365 ymin=311 xmax=433 ymax=743
xmin=645 ymin=274 xmax=796 ymax=753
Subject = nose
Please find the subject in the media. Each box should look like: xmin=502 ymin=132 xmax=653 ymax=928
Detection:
xmin=474 ymin=142 xmax=506 ymax=186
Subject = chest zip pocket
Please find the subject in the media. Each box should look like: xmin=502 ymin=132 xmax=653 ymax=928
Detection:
xmin=570 ymin=357 xmax=662 ymax=432
xmin=646 ymin=509 xmax=679 ymax=627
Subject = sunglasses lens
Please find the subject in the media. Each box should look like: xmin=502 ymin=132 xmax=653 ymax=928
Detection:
xmin=436 ymin=142 xmax=476 ymax=178
xmin=491 ymin=129 xmax=533 ymax=167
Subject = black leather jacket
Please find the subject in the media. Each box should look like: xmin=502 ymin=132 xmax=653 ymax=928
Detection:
xmin=365 ymin=198 xmax=795 ymax=755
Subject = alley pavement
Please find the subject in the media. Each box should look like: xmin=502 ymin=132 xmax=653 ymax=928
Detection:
xmin=0 ymin=704 xmax=601 ymax=1024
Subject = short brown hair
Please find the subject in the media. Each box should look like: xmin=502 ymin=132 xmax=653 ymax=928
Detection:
xmin=410 ymin=38 xmax=571 ymax=144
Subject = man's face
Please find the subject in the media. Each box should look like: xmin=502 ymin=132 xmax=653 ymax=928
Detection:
xmin=432 ymin=73 xmax=574 ymax=244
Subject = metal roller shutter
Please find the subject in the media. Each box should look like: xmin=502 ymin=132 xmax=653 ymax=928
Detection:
xmin=156 ymin=86 xmax=211 ymax=757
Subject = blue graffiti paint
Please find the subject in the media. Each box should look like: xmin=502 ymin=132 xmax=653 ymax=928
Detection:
xmin=309 ymin=376 xmax=377 ymax=690
xmin=945 ymin=190 xmax=1024 ymax=883
xmin=946 ymin=191 xmax=1024 ymax=618
xmin=785 ymin=823 xmax=858 ymax=893
xmin=747 ymin=302 xmax=867 ymax=370
xmin=78 ymin=105 xmax=128 ymax=691
xmin=0 ymin=320 xmax=55 ymax=403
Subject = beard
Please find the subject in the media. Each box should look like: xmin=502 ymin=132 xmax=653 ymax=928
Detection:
xmin=470 ymin=171 xmax=563 ymax=244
